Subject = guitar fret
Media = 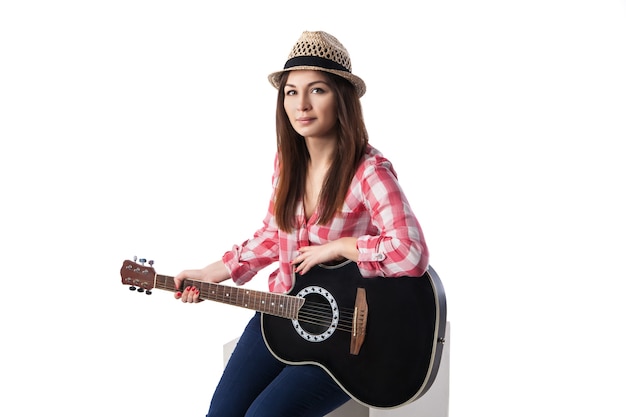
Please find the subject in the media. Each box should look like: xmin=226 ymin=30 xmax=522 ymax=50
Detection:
xmin=268 ymin=292 xmax=275 ymax=315
xmin=290 ymin=297 xmax=296 ymax=319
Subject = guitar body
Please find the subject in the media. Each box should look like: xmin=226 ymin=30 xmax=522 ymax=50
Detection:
xmin=261 ymin=261 xmax=447 ymax=409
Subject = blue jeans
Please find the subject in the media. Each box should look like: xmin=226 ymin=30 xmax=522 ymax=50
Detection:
xmin=206 ymin=312 xmax=350 ymax=417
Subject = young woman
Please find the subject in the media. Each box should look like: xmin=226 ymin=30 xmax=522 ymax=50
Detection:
xmin=173 ymin=31 xmax=429 ymax=417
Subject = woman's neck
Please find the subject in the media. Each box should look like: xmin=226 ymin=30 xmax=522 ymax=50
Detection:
xmin=305 ymin=137 xmax=336 ymax=169
xmin=303 ymin=137 xmax=335 ymax=220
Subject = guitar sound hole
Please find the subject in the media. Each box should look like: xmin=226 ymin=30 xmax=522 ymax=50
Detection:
xmin=292 ymin=285 xmax=339 ymax=342
xmin=300 ymin=294 xmax=334 ymax=335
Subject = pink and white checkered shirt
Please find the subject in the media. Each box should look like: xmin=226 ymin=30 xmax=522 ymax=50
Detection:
xmin=222 ymin=145 xmax=429 ymax=293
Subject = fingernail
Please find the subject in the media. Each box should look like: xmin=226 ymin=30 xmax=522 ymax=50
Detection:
xmin=175 ymin=291 xmax=182 ymax=297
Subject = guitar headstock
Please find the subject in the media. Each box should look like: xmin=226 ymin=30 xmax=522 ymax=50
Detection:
xmin=120 ymin=258 xmax=156 ymax=295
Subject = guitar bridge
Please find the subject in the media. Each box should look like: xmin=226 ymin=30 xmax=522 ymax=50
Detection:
xmin=350 ymin=287 xmax=368 ymax=355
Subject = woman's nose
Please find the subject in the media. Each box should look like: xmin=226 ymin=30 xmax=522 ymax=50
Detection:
xmin=297 ymin=95 xmax=311 ymax=112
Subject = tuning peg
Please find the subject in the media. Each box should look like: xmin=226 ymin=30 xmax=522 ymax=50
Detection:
xmin=129 ymin=286 xmax=137 ymax=291
xmin=139 ymin=258 xmax=147 ymax=265
xmin=148 ymin=260 xmax=154 ymax=266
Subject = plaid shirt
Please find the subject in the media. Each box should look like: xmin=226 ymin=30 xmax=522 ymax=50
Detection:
xmin=222 ymin=145 xmax=429 ymax=293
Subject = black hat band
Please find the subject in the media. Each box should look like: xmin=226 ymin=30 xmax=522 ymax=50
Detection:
xmin=284 ymin=56 xmax=350 ymax=73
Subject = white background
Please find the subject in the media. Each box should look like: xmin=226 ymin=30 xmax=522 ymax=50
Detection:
xmin=1 ymin=1 xmax=625 ymax=416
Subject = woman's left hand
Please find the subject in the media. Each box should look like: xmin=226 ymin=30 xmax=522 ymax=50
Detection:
xmin=292 ymin=237 xmax=358 ymax=275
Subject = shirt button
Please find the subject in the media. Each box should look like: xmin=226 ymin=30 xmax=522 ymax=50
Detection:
xmin=374 ymin=253 xmax=385 ymax=261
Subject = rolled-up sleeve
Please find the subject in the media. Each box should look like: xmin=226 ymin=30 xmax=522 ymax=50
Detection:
xmin=222 ymin=207 xmax=280 ymax=285
xmin=355 ymin=159 xmax=429 ymax=278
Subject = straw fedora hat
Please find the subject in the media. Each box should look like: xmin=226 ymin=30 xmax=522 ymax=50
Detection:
xmin=268 ymin=31 xmax=367 ymax=97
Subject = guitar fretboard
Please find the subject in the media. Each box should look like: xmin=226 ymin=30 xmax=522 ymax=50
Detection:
xmin=155 ymin=274 xmax=303 ymax=320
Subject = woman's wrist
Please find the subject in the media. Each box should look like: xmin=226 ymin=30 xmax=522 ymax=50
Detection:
xmin=337 ymin=237 xmax=359 ymax=262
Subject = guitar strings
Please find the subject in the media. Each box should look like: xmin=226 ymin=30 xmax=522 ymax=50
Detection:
xmin=295 ymin=301 xmax=357 ymax=333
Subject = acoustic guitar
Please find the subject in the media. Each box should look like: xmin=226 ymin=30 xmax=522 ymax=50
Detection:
xmin=120 ymin=258 xmax=446 ymax=409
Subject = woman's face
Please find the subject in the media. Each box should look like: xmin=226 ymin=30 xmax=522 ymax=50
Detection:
xmin=283 ymin=70 xmax=338 ymax=141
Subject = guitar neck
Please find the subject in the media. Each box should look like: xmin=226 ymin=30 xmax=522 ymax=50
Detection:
xmin=154 ymin=274 xmax=303 ymax=320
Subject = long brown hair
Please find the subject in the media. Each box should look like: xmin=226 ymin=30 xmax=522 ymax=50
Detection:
xmin=273 ymin=71 xmax=369 ymax=232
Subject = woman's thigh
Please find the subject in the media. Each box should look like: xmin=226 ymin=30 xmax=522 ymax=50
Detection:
xmin=206 ymin=313 xmax=285 ymax=417
xmin=245 ymin=363 xmax=350 ymax=417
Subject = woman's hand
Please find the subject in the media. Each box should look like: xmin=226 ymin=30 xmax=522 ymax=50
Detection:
xmin=173 ymin=261 xmax=231 ymax=304
xmin=173 ymin=269 xmax=206 ymax=303
xmin=292 ymin=237 xmax=358 ymax=275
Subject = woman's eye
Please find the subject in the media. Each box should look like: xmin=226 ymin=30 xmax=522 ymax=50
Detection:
xmin=311 ymin=87 xmax=324 ymax=94
xmin=285 ymin=89 xmax=296 ymax=96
